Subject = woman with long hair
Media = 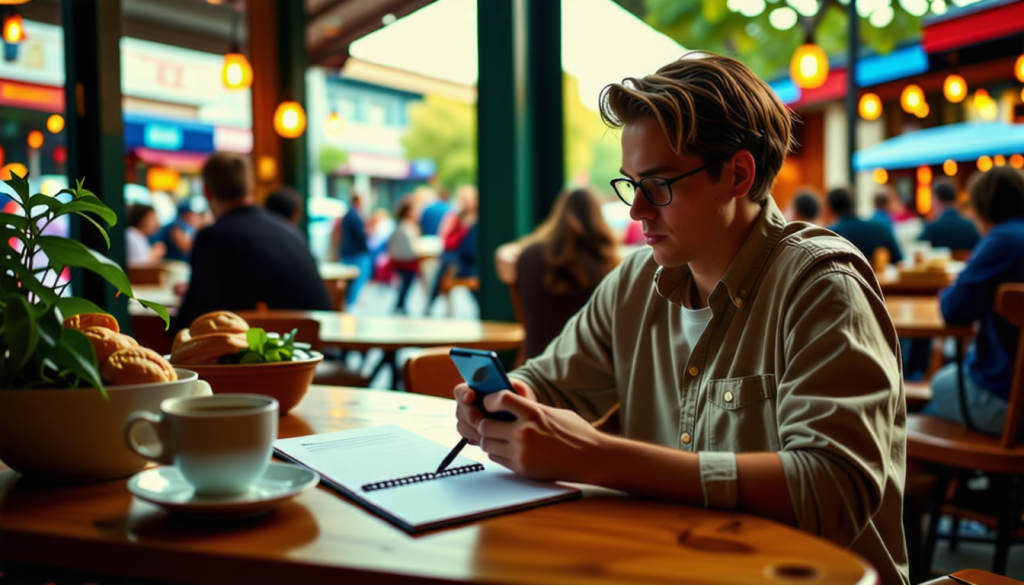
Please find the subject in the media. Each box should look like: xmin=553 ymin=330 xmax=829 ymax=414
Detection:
xmin=515 ymin=187 xmax=620 ymax=359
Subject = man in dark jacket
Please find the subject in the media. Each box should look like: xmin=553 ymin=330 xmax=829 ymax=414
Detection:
xmin=919 ymin=179 xmax=980 ymax=252
xmin=176 ymin=153 xmax=330 ymax=331
xmin=827 ymin=187 xmax=903 ymax=264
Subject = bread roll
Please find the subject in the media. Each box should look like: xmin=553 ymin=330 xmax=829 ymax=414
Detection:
xmin=102 ymin=347 xmax=177 ymax=385
xmin=170 ymin=332 xmax=249 ymax=365
xmin=188 ymin=311 xmax=249 ymax=337
xmin=79 ymin=326 xmax=138 ymax=366
xmin=63 ymin=312 xmax=119 ymax=334
xmin=172 ymin=328 xmax=192 ymax=352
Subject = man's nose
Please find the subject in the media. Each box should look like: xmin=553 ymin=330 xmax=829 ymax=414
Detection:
xmin=629 ymin=189 xmax=655 ymax=222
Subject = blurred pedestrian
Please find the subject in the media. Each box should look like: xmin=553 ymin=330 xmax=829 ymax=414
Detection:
xmin=387 ymin=196 xmax=421 ymax=314
xmin=428 ymin=185 xmax=479 ymax=311
xmin=265 ymin=187 xmax=302 ymax=227
xmin=827 ymin=187 xmax=902 ymax=265
xmin=419 ymin=186 xmax=451 ymax=236
xmin=918 ymin=179 xmax=980 ymax=252
xmin=159 ymin=199 xmax=203 ymax=263
xmin=788 ymin=190 xmax=821 ymax=224
xmin=337 ymin=192 xmax=371 ymax=306
xmin=125 ymin=204 xmax=166 ymax=267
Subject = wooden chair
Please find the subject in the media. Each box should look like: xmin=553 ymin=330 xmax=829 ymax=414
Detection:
xmin=436 ymin=264 xmax=479 ymax=316
xmin=401 ymin=347 xmax=463 ymax=399
xmin=127 ymin=264 xmax=164 ymax=285
xmin=234 ymin=309 xmax=371 ymax=388
xmin=952 ymin=249 xmax=973 ymax=262
xmin=920 ymin=569 xmax=1023 ymax=585
xmin=906 ymin=283 xmax=1024 ymax=577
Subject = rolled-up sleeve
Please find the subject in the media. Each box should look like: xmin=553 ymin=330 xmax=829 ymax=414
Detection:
xmin=776 ymin=266 xmax=903 ymax=546
xmin=509 ymin=264 xmax=622 ymax=423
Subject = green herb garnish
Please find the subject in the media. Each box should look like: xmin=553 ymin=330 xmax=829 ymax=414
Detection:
xmin=217 ymin=327 xmax=314 ymax=364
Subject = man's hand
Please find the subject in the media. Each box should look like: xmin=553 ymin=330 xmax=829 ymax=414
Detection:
xmin=475 ymin=391 xmax=606 ymax=483
xmin=453 ymin=378 xmax=533 ymax=446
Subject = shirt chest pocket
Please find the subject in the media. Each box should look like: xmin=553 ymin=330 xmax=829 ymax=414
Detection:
xmin=704 ymin=374 xmax=781 ymax=453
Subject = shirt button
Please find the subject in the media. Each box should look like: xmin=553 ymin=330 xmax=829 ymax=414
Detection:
xmin=688 ymin=366 xmax=699 ymax=376
xmin=724 ymin=391 xmax=734 ymax=403
xmin=681 ymin=432 xmax=691 ymax=444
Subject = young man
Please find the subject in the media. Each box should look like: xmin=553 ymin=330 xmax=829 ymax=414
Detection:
xmin=918 ymin=179 xmax=980 ymax=252
xmin=827 ymin=186 xmax=903 ymax=265
xmin=454 ymin=53 xmax=908 ymax=584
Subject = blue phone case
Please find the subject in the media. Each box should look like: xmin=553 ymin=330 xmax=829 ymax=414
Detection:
xmin=448 ymin=348 xmax=516 ymax=421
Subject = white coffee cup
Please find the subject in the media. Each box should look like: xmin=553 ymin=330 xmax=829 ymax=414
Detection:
xmin=124 ymin=394 xmax=279 ymax=497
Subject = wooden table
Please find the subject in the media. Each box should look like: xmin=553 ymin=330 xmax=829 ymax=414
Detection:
xmin=886 ymin=296 xmax=975 ymax=418
xmin=877 ymin=263 xmax=961 ymax=297
xmin=0 ymin=387 xmax=878 ymax=585
xmin=319 ymin=262 xmax=361 ymax=311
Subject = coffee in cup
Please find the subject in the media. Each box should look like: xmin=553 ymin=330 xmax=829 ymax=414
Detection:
xmin=124 ymin=394 xmax=278 ymax=497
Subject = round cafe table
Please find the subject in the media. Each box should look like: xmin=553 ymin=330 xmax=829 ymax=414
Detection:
xmin=0 ymin=386 xmax=879 ymax=585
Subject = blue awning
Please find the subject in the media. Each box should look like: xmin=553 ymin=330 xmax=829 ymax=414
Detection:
xmin=854 ymin=122 xmax=1024 ymax=171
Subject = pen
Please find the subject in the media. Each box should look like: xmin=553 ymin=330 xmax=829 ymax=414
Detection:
xmin=435 ymin=437 xmax=468 ymax=474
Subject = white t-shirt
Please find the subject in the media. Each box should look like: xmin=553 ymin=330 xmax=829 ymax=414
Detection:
xmin=125 ymin=226 xmax=151 ymax=267
xmin=680 ymin=303 xmax=713 ymax=355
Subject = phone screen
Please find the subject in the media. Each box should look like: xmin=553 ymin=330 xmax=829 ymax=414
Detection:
xmin=449 ymin=348 xmax=516 ymax=421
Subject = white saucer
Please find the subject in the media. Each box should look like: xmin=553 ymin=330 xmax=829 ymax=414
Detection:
xmin=128 ymin=462 xmax=320 ymax=519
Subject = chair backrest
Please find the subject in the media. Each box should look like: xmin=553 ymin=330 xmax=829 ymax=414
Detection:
xmin=995 ymin=283 xmax=1024 ymax=449
xmin=233 ymin=310 xmax=323 ymax=352
xmin=402 ymin=347 xmax=463 ymax=399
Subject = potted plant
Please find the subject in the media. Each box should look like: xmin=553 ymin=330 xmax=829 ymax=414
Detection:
xmin=0 ymin=172 xmax=201 ymax=481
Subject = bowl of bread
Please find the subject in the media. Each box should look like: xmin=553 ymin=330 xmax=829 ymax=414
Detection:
xmin=169 ymin=311 xmax=323 ymax=415
xmin=0 ymin=313 xmax=208 ymax=482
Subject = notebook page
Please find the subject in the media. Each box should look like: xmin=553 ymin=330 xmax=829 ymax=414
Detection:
xmin=274 ymin=424 xmax=579 ymax=531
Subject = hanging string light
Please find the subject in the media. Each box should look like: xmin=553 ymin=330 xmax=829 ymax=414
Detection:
xmin=900 ymin=85 xmax=924 ymax=114
xmin=221 ymin=12 xmax=252 ymax=90
xmin=943 ymin=159 xmax=957 ymax=176
xmin=273 ymin=100 xmax=306 ymax=138
xmin=790 ymin=41 xmax=829 ymax=90
xmin=325 ymin=112 xmax=344 ymax=137
xmin=858 ymin=93 xmax=882 ymax=121
xmin=943 ymin=74 xmax=967 ymax=103
xmin=2 ymin=9 xmax=25 ymax=44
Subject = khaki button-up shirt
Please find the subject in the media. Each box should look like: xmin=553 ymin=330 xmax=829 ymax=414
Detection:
xmin=510 ymin=199 xmax=909 ymax=585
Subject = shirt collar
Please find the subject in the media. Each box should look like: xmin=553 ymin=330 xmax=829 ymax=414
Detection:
xmin=654 ymin=198 xmax=788 ymax=309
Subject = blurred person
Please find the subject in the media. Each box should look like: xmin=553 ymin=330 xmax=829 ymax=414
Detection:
xmin=827 ymin=187 xmax=903 ymax=264
xmin=419 ymin=186 xmax=451 ymax=236
xmin=428 ymin=185 xmax=479 ymax=311
xmin=515 ymin=188 xmax=620 ymax=359
xmin=923 ymin=166 xmax=1024 ymax=435
xmin=788 ymin=190 xmax=821 ymax=224
xmin=125 ymin=204 xmax=166 ymax=267
xmin=159 ymin=200 xmax=203 ymax=263
xmin=453 ymin=52 xmax=907 ymax=584
xmin=264 ymin=187 xmax=302 ymax=226
xmin=871 ymin=191 xmax=894 ymax=227
xmin=918 ymin=179 xmax=980 ymax=252
xmin=387 ymin=196 xmax=421 ymax=314
xmin=336 ymin=193 xmax=371 ymax=306
xmin=176 ymin=152 xmax=330 ymax=331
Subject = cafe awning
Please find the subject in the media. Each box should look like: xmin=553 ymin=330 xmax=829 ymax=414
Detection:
xmin=853 ymin=122 xmax=1024 ymax=171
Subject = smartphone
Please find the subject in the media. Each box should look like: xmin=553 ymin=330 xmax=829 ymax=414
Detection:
xmin=448 ymin=348 xmax=516 ymax=421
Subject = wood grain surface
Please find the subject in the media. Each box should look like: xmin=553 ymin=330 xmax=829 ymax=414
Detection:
xmin=886 ymin=296 xmax=975 ymax=339
xmin=302 ymin=312 xmax=525 ymax=352
xmin=0 ymin=386 xmax=878 ymax=585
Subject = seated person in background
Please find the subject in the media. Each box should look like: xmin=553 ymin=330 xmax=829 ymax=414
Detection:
xmin=264 ymin=187 xmax=302 ymax=227
xmin=456 ymin=52 xmax=907 ymax=584
xmin=787 ymin=190 xmax=821 ymax=224
xmin=387 ymin=196 xmax=422 ymax=314
xmin=125 ymin=204 xmax=166 ymax=267
xmin=919 ymin=179 xmax=980 ymax=252
xmin=924 ymin=166 xmax=1024 ymax=435
xmin=871 ymin=190 xmax=894 ymax=228
xmin=159 ymin=200 xmax=203 ymax=263
xmin=516 ymin=188 xmax=620 ymax=359
xmin=419 ymin=187 xmax=451 ymax=236
xmin=176 ymin=153 xmax=330 ymax=331
xmin=827 ymin=186 xmax=903 ymax=265
xmin=428 ymin=185 xmax=479 ymax=310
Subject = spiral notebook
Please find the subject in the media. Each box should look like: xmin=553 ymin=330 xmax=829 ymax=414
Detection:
xmin=273 ymin=424 xmax=580 ymax=533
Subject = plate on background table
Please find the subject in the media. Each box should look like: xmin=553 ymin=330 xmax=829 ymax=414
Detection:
xmin=128 ymin=462 xmax=319 ymax=519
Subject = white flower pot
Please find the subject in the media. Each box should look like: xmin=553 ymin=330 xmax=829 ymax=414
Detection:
xmin=0 ymin=369 xmax=207 ymax=482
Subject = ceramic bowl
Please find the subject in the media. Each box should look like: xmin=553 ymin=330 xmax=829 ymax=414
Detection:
xmin=177 ymin=353 xmax=324 ymax=415
xmin=0 ymin=369 xmax=206 ymax=482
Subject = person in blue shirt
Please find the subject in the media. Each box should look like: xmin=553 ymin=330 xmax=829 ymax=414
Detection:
xmin=870 ymin=191 xmax=894 ymax=228
xmin=337 ymin=193 xmax=371 ymax=306
xmin=924 ymin=166 xmax=1024 ymax=435
xmin=419 ymin=187 xmax=451 ymax=236
xmin=918 ymin=179 xmax=980 ymax=252
xmin=159 ymin=200 xmax=203 ymax=263
xmin=827 ymin=187 xmax=903 ymax=264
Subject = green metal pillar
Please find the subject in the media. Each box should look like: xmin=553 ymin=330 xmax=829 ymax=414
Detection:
xmin=62 ymin=0 xmax=130 ymax=332
xmin=477 ymin=0 xmax=563 ymax=322
xmin=277 ymin=0 xmax=310 ymax=240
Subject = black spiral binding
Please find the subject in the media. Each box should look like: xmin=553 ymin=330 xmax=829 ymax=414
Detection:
xmin=361 ymin=463 xmax=485 ymax=492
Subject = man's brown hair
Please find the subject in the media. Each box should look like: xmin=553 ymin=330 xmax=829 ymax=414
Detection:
xmin=202 ymin=152 xmax=251 ymax=201
xmin=968 ymin=166 xmax=1024 ymax=225
xmin=599 ymin=51 xmax=795 ymax=203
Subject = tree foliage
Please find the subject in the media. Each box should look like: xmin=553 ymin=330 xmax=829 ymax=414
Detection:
xmin=564 ymin=73 xmax=623 ymax=198
xmin=401 ymin=95 xmax=477 ymax=190
xmin=622 ymin=0 xmax=923 ymax=81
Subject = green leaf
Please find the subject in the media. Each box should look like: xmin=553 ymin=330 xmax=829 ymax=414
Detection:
xmin=239 ymin=352 xmax=265 ymax=364
xmin=70 ymin=210 xmax=111 ymax=249
xmin=27 ymin=194 xmax=61 ymax=218
xmin=136 ymin=298 xmax=170 ymax=330
xmin=56 ymin=328 xmax=106 ymax=399
xmin=0 ymin=212 xmax=27 ymax=231
xmin=35 ymin=236 xmax=133 ymax=295
xmin=246 ymin=327 xmax=269 ymax=353
xmin=3 ymin=294 xmax=37 ymax=375
xmin=0 ymin=255 xmax=59 ymax=306
xmin=2 ymin=170 xmax=31 ymax=209
xmin=36 ymin=304 xmax=63 ymax=349
xmin=53 ymin=195 xmax=117 ymax=227
xmin=55 ymin=297 xmax=108 ymax=319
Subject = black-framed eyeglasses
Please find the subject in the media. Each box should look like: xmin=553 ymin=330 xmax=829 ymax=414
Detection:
xmin=609 ymin=163 xmax=711 ymax=207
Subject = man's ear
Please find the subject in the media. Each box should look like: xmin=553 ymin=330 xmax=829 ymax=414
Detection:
xmin=730 ymin=150 xmax=757 ymax=200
